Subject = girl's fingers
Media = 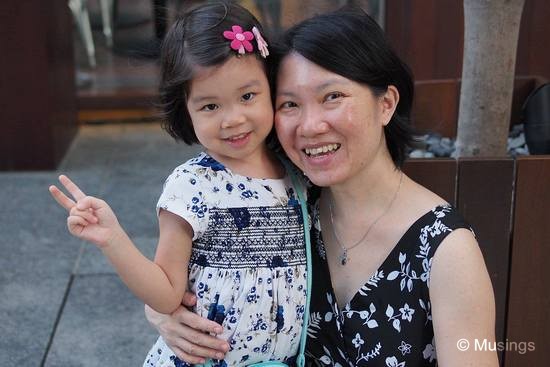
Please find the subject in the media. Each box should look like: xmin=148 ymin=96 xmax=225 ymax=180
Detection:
xmin=59 ymin=175 xmax=87 ymax=201
xmin=76 ymin=196 xmax=105 ymax=211
xmin=49 ymin=185 xmax=76 ymax=211
xmin=67 ymin=215 xmax=89 ymax=230
xmin=69 ymin=206 xmax=98 ymax=224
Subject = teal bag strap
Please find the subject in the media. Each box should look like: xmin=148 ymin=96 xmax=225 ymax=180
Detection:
xmin=283 ymin=160 xmax=312 ymax=367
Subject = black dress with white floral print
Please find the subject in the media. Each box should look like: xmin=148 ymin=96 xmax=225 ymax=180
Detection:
xmin=305 ymin=191 xmax=473 ymax=367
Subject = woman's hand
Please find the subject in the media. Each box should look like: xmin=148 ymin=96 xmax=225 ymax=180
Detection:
xmin=145 ymin=291 xmax=230 ymax=364
xmin=49 ymin=175 xmax=122 ymax=248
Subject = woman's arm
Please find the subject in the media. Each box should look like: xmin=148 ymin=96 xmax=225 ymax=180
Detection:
xmin=144 ymin=292 xmax=230 ymax=364
xmin=430 ymin=228 xmax=499 ymax=367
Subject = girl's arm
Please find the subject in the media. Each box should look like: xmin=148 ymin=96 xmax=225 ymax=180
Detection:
xmin=103 ymin=209 xmax=192 ymax=314
xmin=49 ymin=174 xmax=190 ymax=314
xmin=430 ymin=228 xmax=499 ymax=367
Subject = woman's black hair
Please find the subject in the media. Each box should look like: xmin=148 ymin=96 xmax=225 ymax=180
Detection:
xmin=159 ymin=0 xmax=270 ymax=144
xmin=272 ymin=7 xmax=415 ymax=167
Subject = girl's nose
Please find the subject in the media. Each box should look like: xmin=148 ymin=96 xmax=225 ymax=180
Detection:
xmin=221 ymin=106 xmax=246 ymax=129
xmin=298 ymin=106 xmax=329 ymax=137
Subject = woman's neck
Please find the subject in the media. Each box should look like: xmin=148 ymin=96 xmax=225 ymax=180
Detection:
xmin=326 ymin=152 xmax=402 ymax=218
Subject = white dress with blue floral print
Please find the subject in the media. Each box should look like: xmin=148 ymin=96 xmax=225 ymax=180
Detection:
xmin=143 ymin=152 xmax=307 ymax=367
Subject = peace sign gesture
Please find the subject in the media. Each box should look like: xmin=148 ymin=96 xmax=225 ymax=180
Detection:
xmin=49 ymin=175 xmax=121 ymax=249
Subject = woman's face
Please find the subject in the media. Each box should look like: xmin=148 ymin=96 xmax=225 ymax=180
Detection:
xmin=274 ymin=53 xmax=397 ymax=187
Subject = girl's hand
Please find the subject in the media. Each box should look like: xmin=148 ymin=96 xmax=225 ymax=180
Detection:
xmin=49 ymin=175 xmax=121 ymax=248
xmin=145 ymin=292 xmax=230 ymax=364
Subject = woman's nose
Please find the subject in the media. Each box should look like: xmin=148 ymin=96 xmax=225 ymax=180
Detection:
xmin=221 ymin=106 xmax=246 ymax=129
xmin=298 ymin=106 xmax=329 ymax=137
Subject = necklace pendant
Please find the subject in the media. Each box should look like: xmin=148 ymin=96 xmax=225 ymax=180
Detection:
xmin=340 ymin=249 xmax=348 ymax=266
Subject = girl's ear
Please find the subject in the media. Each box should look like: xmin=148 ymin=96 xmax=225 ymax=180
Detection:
xmin=380 ymin=85 xmax=399 ymax=126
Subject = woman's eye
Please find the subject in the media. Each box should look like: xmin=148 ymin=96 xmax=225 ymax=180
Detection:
xmin=241 ymin=92 xmax=256 ymax=101
xmin=200 ymin=104 xmax=218 ymax=112
xmin=325 ymin=92 xmax=344 ymax=102
xmin=279 ymin=101 xmax=298 ymax=110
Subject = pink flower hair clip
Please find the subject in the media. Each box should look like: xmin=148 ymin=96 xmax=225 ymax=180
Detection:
xmin=223 ymin=25 xmax=269 ymax=58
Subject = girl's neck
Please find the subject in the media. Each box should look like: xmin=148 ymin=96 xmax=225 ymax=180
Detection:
xmin=207 ymin=145 xmax=284 ymax=179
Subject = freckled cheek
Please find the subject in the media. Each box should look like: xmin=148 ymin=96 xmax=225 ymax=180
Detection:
xmin=327 ymin=104 xmax=358 ymax=128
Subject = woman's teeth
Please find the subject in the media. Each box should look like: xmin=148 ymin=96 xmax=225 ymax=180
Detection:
xmin=304 ymin=144 xmax=340 ymax=156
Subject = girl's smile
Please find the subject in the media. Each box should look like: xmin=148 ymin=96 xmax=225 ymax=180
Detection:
xmin=186 ymin=55 xmax=274 ymax=175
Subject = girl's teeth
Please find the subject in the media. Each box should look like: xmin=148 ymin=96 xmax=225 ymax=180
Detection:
xmin=229 ymin=133 xmax=247 ymax=140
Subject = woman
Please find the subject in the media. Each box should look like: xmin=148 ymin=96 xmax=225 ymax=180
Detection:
xmin=146 ymin=8 xmax=498 ymax=366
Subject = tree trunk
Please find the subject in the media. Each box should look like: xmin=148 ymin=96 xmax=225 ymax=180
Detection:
xmin=455 ymin=0 xmax=525 ymax=157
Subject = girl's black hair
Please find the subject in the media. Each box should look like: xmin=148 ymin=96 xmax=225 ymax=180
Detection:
xmin=272 ymin=7 xmax=416 ymax=167
xmin=159 ymin=0 xmax=270 ymax=144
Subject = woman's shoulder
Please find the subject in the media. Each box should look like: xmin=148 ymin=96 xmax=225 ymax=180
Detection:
xmin=407 ymin=176 xmax=470 ymax=227
xmin=396 ymin=177 xmax=473 ymax=257
xmin=401 ymin=177 xmax=482 ymax=276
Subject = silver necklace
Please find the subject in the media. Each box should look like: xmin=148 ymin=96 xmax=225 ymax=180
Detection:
xmin=328 ymin=171 xmax=403 ymax=266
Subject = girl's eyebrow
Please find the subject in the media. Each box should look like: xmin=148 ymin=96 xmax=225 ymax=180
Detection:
xmin=237 ymin=80 xmax=262 ymax=90
xmin=190 ymin=95 xmax=217 ymax=104
xmin=190 ymin=80 xmax=263 ymax=104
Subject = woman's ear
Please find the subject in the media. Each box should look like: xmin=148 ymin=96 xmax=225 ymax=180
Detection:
xmin=380 ymin=85 xmax=399 ymax=126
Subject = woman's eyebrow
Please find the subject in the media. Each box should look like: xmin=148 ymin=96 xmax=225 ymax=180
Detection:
xmin=314 ymin=79 xmax=349 ymax=92
xmin=277 ymin=79 xmax=349 ymax=97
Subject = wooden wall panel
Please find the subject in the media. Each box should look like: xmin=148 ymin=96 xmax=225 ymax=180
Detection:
xmin=386 ymin=0 xmax=550 ymax=81
xmin=505 ymin=157 xmax=550 ymax=367
xmin=412 ymin=79 xmax=460 ymax=137
xmin=0 ymin=1 xmax=77 ymax=170
xmin=457 ymin=158 xmax=515 ymax=365
xmin=515 ymin=0 xmax=550 ymax=77
xmin=385 ymin=0 xmax=463 ymax=80
xmin=411 ymin=76 xmax=547 ymax=138
xmin=402 ymin=158 xmax=457 ymax=205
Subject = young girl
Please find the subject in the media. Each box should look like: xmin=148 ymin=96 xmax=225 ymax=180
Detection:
xmin=49 ymin=2 xmax=308 ymax=366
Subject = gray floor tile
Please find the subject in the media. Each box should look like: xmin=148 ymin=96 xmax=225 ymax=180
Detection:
xmin=0 ymin=274 xmax=71 ymax=366
xmin=99 ymin=174 xmax=163 ymax=238
xmin=44 ymin=275 xmax=158 ymax=367
xmin=1 ymin=123 xmax=203 ymax=364
xmin=0 ymin=173 xmax=84 ymax=277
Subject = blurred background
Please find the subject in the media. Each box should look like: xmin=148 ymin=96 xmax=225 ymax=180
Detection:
xmin=1 ymin=0 xmax=549 ymax=366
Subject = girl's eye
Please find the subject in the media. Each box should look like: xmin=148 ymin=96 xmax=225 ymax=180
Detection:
xmin=324 ymin=92 xmax=344 ymax=102
xmin=279 ymin=101 xmax=298 ymax=110
xmin=200 ymin=104 xmax=218 ymax=112
xmin=241 ymin=92 xmax=256 ymax=102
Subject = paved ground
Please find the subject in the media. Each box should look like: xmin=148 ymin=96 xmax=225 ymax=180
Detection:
xmin=0 ymin=123 xmax=202 ymax=366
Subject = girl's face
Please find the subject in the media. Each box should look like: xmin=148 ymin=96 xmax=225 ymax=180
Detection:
xmin=186 ymin=55 xmax=273 ymax=168
xmin=274 ymin=53 xmax=397 ymax=187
